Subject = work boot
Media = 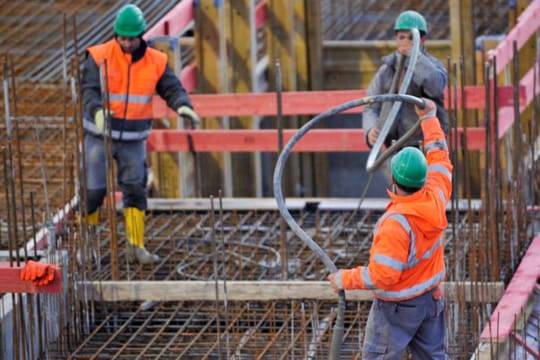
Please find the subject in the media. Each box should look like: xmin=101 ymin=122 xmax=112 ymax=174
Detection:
xmin=125 ymin=243 xmax=159 ymax=264
xmin=124 ymin=207 xmax=160 ymax=264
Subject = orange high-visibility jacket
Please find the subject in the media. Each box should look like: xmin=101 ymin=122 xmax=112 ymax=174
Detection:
xmin=340 ymin=116 xmax=452 ymax=301
xmin=88 ymin=39 xmax=167 ymax=140
xmin=88 ymin=39 xmax=167 ymax=121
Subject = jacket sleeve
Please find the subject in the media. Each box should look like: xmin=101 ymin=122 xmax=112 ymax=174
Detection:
xmin=362 ymin=66 xmax=386 ymax=144
xmin=411 ymin=52 xmax=447 ymax=101
xmin=81 ymin=53 xmax=103 ymax=120
xmin=422 ymin=116 xmax=453 ymax=203
xmin=156 ymin=64 xmax=193 ymax=111
xmin=339 ymin=216 xmax=411 ymax=290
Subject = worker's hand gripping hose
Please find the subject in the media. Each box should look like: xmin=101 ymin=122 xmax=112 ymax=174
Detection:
xmin=273 ymin=94 xmax=425 ymax=360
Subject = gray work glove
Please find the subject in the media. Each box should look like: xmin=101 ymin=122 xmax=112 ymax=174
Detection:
xmin=415 ymin=98 xmax=437 ymax=121
xmin=177 ymin=105 xmax=200 ymax=128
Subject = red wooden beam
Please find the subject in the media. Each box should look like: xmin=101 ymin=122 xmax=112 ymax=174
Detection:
xmin=153 ymin=86 xmax=519 ymax=118
xmin=147 ymin=128 xmax=486 ymax=153
xmin=144 ymin=0 xmax=195 ymax=39
xmin=480 ymin=236 xmax=540 ymax=340
xmin=498 ymin=66 xmax=540 ymax=138
xmin=0 ymin=262 xmax=62 ymax=294
xmin=255 ymin=0 xmax=267 ymax=29
xmin=486 ymin=0 xmax=540 ymax=74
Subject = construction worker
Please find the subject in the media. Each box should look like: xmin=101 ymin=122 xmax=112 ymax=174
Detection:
xmin=81 ymin=4 xmax=199 ymax=264
xmin=363 ymin=10 xmax=448 ymax=150
xmin=329 ymin=98 xmax=452 ymax=359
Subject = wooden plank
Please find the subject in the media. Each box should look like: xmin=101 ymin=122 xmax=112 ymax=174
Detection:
xmin=147 ymin=127 xmax=487 ymax=153
xmin=229 ymin=0 xmax=257 ymax=196
xmin=480 ymin=236 xmax=540 ymax=340
xmin=0 ymin=262 xmax=62 ymax=294
xmin=83 ymin=280 xmax=504 ymax=303
xmin=486 ymin=0 xmax=540 ymax=74
xmin=152 ymin=86 xmax=518 ymax=118
xmin=194 ymin=0 xmax=228 ymax=196
xmin=147 ymin=197 xmax=306 ymax=211
xmin=144 ymin=0 xmax=195 ymax=39
xmin=498 ymin=66 xmax=540 ymax=137
xmin=148 ymin=37 xmax=182 ymax=199
xmin=144 ymin=197 xmax=483 ymax=212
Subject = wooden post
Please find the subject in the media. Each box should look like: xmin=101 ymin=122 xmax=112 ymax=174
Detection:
xmin=194 ymin=0 xmax=228 ymax=197
xmin=267 ymin=0 xmax=301 ymax=196
xmin=148 ymin=36 xmax=183 ymax=198
xmin=449 ymin=0 xmax=482 ymax=198
xmin=511 ymin=0 xmax=537 ymax=143
xmin=228 ymin=0 xmax=257 ymax=196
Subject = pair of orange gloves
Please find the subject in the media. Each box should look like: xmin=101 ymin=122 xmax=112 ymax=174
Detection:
xmin=20 ymin=260 xmax=57 ymax=286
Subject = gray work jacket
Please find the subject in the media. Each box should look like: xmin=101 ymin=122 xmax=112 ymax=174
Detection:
xmin=363 ymin=50 xmax=448 ymax=148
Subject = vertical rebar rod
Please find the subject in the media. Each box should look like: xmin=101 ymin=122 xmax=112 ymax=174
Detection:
xmin=276 ymin=60 xmax=288 ymax=280
xmin=8 ymin=56 xmax=28 ymax=262
xmin=218 ymin=190 xmax=231 ymax=358
xmin=61 ymin=13 xmax=69 ymax=211
xmin=99 ymin=59 xmax=119 ymax=280
xmin=209 ymin=195 xmax=223 ymax=359
xmin=3 ymin=60 xmax=20 ymax=263
xmin=492 ymin=56 xmax=501 ymax=281
xmin=2 ymin=148 xmax=14 ymax=266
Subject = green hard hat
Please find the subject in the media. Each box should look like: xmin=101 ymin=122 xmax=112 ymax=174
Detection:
xmin=114 ymin=4 xmax=146 ymax=37
xmin=394 ymin=10 xmax=428 ymax=35
xmin=391 ymin=146 xmax=427 ymax=189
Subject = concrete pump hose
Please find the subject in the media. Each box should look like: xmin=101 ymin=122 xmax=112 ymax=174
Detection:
xmin=365 ymin=27 xmax=421 ymax=173
xmin=273 ymin=93 xmax=425 ymax=360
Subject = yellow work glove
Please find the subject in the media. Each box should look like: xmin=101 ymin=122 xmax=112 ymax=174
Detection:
xmin=94 ymin=109 xmax=114 ymax=134
xmin=177 ymin=106 xmax=200 ymax=128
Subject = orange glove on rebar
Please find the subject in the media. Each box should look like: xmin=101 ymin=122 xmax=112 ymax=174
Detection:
xmin=20 ymin=260 xmax=57 ymax=286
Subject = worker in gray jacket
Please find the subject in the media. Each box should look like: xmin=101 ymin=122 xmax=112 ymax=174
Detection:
xmin=363 ymin=10 xmax=448 ymax=150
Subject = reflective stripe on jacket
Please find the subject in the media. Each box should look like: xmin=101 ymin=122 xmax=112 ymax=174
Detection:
xmin=340 ymin=116 xmax=452 ymax=301
xmin=85 ymin=39 xmax=168 ymax=140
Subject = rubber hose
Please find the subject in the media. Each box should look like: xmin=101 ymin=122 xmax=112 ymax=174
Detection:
xmin=273 ymin=93 xmax=425 ymax=360
xmin=366 ymin=28 xmax=421 ymax=173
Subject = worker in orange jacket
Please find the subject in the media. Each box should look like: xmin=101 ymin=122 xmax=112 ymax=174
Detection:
xmin=329 ymin=98 xmax=452 ymax=359
xmin=81 ymin=4 xmax=200 ymax=264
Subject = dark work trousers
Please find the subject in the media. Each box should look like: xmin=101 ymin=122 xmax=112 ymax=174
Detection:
xmin=362 ymin=287 xmax=450 ymax=359
xmin=83 ymin=134 xmax=148 ymax=213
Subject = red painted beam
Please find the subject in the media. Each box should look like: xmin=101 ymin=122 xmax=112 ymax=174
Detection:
xmin=144 ymin=0 xmax=195 ymax=39
xmin=0 ymin=262 xmax=62 ymax=294
xmin=498 ymin=66 xmax=540 ymax=138
xmin=255 ymin=0 xmax=267 ymax=29
xmin=486 ymin=0 xmax=540 ymax=74
xmin=153 ymin=86 xmax=519 ymax=118
xmin=480 ymin=236 xmax=540 ymax=340
xmin=147 ymin=127 xmax=486 ymax=153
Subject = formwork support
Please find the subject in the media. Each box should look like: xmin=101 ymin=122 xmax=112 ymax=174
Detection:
xmin=195 ymin=0 xmax=229 ymax=197
xmin=473 ymin=236 xmax=540 ymax=359
xmin=229 ymin=0 xmax=258 ymax=196
xmin=147 ymin=36 xmax=187 ymax=198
